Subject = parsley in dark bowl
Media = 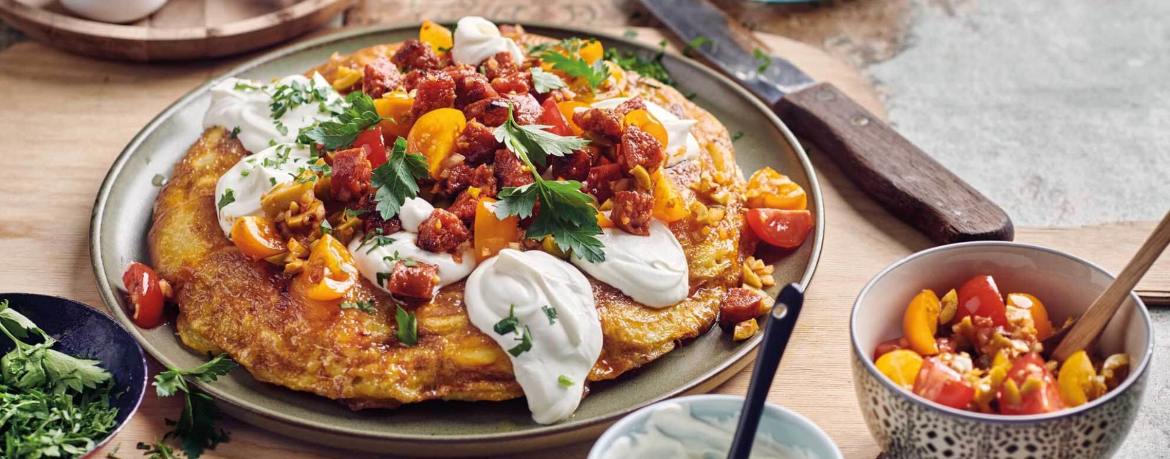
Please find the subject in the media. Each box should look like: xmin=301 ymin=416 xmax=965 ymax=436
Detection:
xmin=0 ymin=293 xmax=147 ymax=459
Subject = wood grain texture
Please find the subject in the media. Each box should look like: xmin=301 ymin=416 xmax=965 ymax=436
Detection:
xmin=777 ymin=82 xmax=1014 ymax=244
xmin=0 ymin=0 xmax=353 ymax=61
xmin=0 ymin=26 xmax=1166 ymax=459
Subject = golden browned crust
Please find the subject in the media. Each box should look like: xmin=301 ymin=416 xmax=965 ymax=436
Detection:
xmin=151 ymin=34 xmax=751 ymax=409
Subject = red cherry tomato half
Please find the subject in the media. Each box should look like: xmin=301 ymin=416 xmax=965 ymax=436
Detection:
xmin=874 ymin=336 xmax=909 ymax=361
xmin=122 ymin=262 xmax=164 ymax=328
xmin=537 ymin=97 xmax=573 ymax=137
xmin=912 ymin=357 xmax=975 ymax=409
xmin=955 ymin=275 xmax=1009 ymax=327
xmin=354 ymin=127 xmax=387 ymax=167
xmin=746 ymin=208 xmax=813 ymax=248
xmin=999 ymin=353 xmax=1065 ymax=415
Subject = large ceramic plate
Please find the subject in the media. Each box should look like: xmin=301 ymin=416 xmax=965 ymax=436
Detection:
xmin=90 ymin=22 xmax=825 ymax=456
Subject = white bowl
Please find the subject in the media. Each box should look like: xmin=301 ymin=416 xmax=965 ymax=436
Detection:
xmin=588 ymin=394 xmax=843 ymax=459
xmin=851 ymin=242 xmax=1153 ymax=458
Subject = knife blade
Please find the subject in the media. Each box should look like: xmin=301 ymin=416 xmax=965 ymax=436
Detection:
xmin=641 ymin=0 xmax=1014 ymax=244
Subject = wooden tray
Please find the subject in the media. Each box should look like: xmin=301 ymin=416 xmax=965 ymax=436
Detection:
xmin=0 ymin=0 xmax=353 ymax=61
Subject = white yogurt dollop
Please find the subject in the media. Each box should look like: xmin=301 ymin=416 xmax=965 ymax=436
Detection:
xmin=214 ymin=144 xmax=313 ymax=236
xmin=602 ymin=402 xmax=821 ymax=459
xmin=204 ymin=73 xmax=343 ymax=154
xmin=571 ymin=219 xmax=688 ymax=308
xmin=590 ymin=97 xmax=700 ymax=167
xmin=398 ymin=197 xmax=435 ymax=233
xmin=451 ymin=16 xmax=525 ymax=66
xmin=348 ymin=231 xmax=476 ymax=295
xmin=464 ymin=249 xmax=602 ymax=424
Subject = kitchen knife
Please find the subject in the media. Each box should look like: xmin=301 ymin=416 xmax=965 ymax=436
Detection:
xmin=640 ymin=0 xmax=1014 ymax=244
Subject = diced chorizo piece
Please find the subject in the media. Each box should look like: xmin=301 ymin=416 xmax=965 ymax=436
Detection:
xmin=402 ymin=69 xmax=423 ymax=92
xmin=573 ymin=108 xmax=623 ymax=142
xmin=443 ymin=162 xmax=474 ymax=196
xmin=585 ymin=163 xmax=622 ymax=203
xmin=410 ymin=70 xmax=456 ymax=119
xmin=551 ymin=148 xmax=594 ymax=182
xmin=357 ymin=193 xmax=403 ymax=235
xmin=613 ymin=96 xmax=647 ymax=117
xmin=471 ymin=164 xmax=498 ymax=197
xmin=491 ymin=71 xmax=531 ymax=95
xmin=610 ymin=190 xmax=653 ymax=236
xmin=416 ymin=208 xmax=472 ymax=253
xmin=507 ymin=93 xmax=542 ymax=125
xmin=388 ymin=260 xmax=439 ymax=300
xmin=330 ymin=148 xmax=372 ymax=203
xmin=494 ymin=149 xmax=534 ymax=188
xmin=617 ymin=125 xmax=665 ymax=172
xmin=462 ymin=97 xmax=512 ymax=127
xmin=447 ymin=190 xmax=479 ymax=225
xmin=391 ymin=39 xmax=441 ymax=71
xmin=483 ymin=51 xmax=520 ymax=81
xmin=363 ymin=57 xmax=403 ymax=99
xmin=453 ymin=72 xmax=498 ymax=109
xmin=719 ymin=288 xmax=764 ymax=328
xmin=453 ymin=120 xmax=502 ymax=164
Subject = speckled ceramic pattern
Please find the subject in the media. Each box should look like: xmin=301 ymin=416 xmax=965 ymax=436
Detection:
xmin=850 ymin=242 xmax=1153 ymax=459
xmin=88 ymin=22 xmax=824 ymax=456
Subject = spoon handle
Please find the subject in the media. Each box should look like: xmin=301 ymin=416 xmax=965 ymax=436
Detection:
xmin=1051 ymin=211 xmax=1170 ymax=362
xmin=727 ymin=283 xmax=804 ymax=459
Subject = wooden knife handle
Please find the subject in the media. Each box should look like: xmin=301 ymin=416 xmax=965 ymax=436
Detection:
xmin=774 ymin=82 xmax=1014 ymax=244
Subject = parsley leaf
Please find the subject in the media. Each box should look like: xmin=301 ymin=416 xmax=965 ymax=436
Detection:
xmin=217 ymin=189 xmax=234 ymax=211
xmin=298 ymin=91 xmax=382 ymax=150
xmin=319 ymin=219 xmax=332 ymax=235
xmin=153 ymin=354 xmax=237 ymax=459
xmin=731 ymin=131 xmax=745 ymax=142
xmin=493 ymin=105 xmax=590 ymax=168
xmin=370 ymin=137 xmax=429 ymax=219
xmin=507 ymin=326 xmax=533 ymax=357
xmin=395 ymin=305 xmax=418 ymax=346
xmin=359 ymin=228 xmax=395 ymax=254
xmin=138 ymin=441 xmax=180 ymax=459
xmin=540 ymin=51 xmax=608 ymax=89
xmin=383 ymin=250 xmax=419 ymax=267
xmin=340 ymin=300 xmax=377 ymax=314
xmin=542 ymin=305 xmax=558 ymax=325
xmin=530 ymin=67 xmax=567 ymax=94
xmin=493 ymin=304 xmax=520 ymax=335
xmin=603 ymin=40 xmax=676 ymax=86
xmin=753 ymin=48 xmax=772 ymax=73
xmin=558 ymin=375 xmax=574 ymax=387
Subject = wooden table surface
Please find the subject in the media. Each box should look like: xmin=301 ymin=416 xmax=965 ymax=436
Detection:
xmin=0 ymin=20 xmax=1167 ymax=459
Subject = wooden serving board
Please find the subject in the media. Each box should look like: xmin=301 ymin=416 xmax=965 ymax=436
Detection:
xmin=0 ymin=0 xmax=353 ymax=61
xmin=0 ymin=26 xmax=1165 ymax=459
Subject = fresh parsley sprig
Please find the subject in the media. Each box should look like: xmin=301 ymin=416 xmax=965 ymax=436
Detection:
xmin=540 ymin=51 xmax=608 ymax=90
xmin=603 ymin=41 xmax=676 ymax=87
xmin=492 ymin=107 xmax=604 ymax=262
xmin=370 ymin=137 xmax=429 ymax=219
xmin=297 ymin=91 xmax=383 ymax=151
xmin=152 ymin=354 xmax=237 ymax=459
xmin=395 ymin=306 xmax=418 ymax=346
xmin=530 ymin=67 xmax=567 ymax=94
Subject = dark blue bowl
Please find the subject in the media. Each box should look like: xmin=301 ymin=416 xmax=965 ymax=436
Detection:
xmin=0 ymin=293 xmax=148 ymax=456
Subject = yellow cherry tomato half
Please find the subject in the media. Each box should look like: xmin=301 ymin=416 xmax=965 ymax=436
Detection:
xmin=300 ymin=234 xmax=358 ymax=301
xmin=622 ymin=109 xmax=670 ymax=150
xmin=557 ymin=101 xmax=589 ymax=136
xmin=375 ymin=91 xmax=415 ymax=140
xmin=473 ymin=197 xmax=522 ymax=263
xmin=1006 ymin=292 xmax=1054 ymax=340
xmin=651 ymin=169 xmax=689 ymax=222
xmin=419 ymin=20 xmax=453 ymax=54
xmin=231 ymin=216 xmax=286 ymax=260
xmin=903 ymin=289 xmax=941 ymax=356
xmin=1057 ymin=350 xmax=1099 ymax=407
xmin=745 ymin=167 xmax=807 ymax=210
xmin=875 ymin=349 xmax=924 ymax=390
xmin=407 ymin=108 xmax=467 ymax=179
xmin=578 ymin=40 xmax=604 ymax=64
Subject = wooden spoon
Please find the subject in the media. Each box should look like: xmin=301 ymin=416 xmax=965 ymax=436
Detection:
xmin=1048 ymin=211 xmax=1170 ymax=362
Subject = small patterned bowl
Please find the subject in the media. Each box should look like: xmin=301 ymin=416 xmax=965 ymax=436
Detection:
xmin=850 ymin=242 xmax=1152 ymax=459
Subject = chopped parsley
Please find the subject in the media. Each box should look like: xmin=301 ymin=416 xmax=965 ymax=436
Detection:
xmin=493 ymin=304 xmax=520 ymax=335
xmin=269 ymin=177 xmax=277 ymax=186
xmin=753 ymin=47 xmax=772 ymax=73
xmin=297 ymin=91 xmax=383 ymax=150
xmin=508 ymin=326 xmax=534 ymax=357
xmin=603 ymin=40 xmax=676 ymax=86
xmin=684 ymin=36 xmax=713 ymax=56
xmin=152 ymin=353 xmax=237 ymax=458
xmin=359 ymin=228 xmax=395 ymax=254
xmin=217 ymin=189 xmax=235 ymax=210
xmin=383 ymin=250 xmax=418 ymax=267
xmin=493 ymin=106 xmax=604 ymax=262
xmin=345 ymin=208 xmax=368 ymax=217
xmin=530 ymin=67 xmax=567 ymax=94
xmin=376 ymin=271 xmax=392 ymax=287
xmin=558 ymin=375 xmax=574 ymax=387
xmin=318 ymin=219 xmax=332 ymax=235
xmin=240 ymin=168 xmax=250 ymax=177
xmin=137 ymin=441 xmax=179 ymax=459
xmin=395 ymin=305 xmax=418 ymax=346
xmin=268 ymin=77 xmax=333 ymax=120
xmin=232 ymin=82 xmax=259 ymax=91
xmin=540 ymin=50 xmax=608 ymax=90
xmin=340 ymin=300 xmax=376 ymax=314
xmin=370 ymin=137 xmax=429 ymax=219
xmin=731 ymin=131 xmax=745 ymax=142
xmin=229 ymin=126 xmax=241 ymax=140
xmin=542 ymin=305 xmax=558 ymax=325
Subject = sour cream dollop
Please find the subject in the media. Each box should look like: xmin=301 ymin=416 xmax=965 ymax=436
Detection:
xmin=590 ymin=97 xmax=700 ymax=167
xmin=398 ymin=197 xmax=435 ymax=233
xmin=204 ymin=73 xmax=343 ymax=153
xmin=451 ymin=16 xmax=525 ymax=66
xmin=214 ymin=144 xmax=313 ymax=236
xmin=571 ymin=219 xmax=688 ymax=308
xmin=348 ymin=231 xmax=476 ymax=295
xmin=464 ymin=249 xmax=602 ymax=424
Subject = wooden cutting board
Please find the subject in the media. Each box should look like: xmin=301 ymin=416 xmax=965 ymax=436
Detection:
xmin=0 ymin=26 xmax=1165 ymax=459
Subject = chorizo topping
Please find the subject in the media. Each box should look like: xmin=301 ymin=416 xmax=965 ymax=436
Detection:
xmin=416 ymin=208 xmax=471 ymax=253
xmin=610 ymin=190 xmax=653 ymax=236
xmin=330 ymin=148 xmax=372 ymax=203
xmin=391 ymin=39 xmax=442 ymax=71
xmin=387 ymin=259 xmax=440 ymax=300
xmin=362 ymin=57 xmax=402 ymax=99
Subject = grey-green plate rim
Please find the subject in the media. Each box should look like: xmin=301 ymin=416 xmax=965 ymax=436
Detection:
xmin=89 ymin=21 xmax=825 ymax=451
